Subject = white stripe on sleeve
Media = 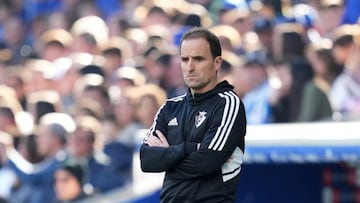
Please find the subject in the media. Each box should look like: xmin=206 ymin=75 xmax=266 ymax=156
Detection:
xmin=208 ymin=91 xmax=240 ymax=151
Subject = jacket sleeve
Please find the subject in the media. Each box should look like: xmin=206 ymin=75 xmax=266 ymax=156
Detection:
xmin=139 ymin=103 xmax=198 ymax=172
xmin=168 ymin=96 xmax=246 ymax=180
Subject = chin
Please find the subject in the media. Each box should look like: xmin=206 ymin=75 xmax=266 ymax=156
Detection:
xmin=189 ymin=85 xmax=204 ymax=92
xmin=187 ymin=83 xmax=200 ymax=89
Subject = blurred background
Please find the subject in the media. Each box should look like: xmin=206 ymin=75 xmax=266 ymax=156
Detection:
xmin=0 ymin=0 xmax=359 ymax=202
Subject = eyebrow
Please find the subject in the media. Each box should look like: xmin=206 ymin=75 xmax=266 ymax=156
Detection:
xmin=181 ymin=55 xmax=206 ymax=59
xmin=192 ymin=55 xmax=205 ymax=60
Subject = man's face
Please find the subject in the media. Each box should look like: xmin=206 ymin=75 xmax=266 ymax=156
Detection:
xmin=332 ymin=45 xmax=350 ymax=65
xmin=54 ymin=169 xmax=82 ymax=201
xmin=180 ymin=38 xmax=221 ymax=94
xmin=36 ymin=125 xmax=52 ymax=156
xmin=67 ymin=129 xmax=93 ymax=158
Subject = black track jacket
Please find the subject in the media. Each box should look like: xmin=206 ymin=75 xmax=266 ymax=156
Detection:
xmin=140 ymin=80 xmax=246 ymax=203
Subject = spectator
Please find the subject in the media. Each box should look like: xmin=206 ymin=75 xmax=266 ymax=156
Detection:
xmin=136 ymin=93 xmax=159 ymax=129
xmin=210 ymin=25 xmax=242 ymax=53
xmin=67 ymin=115 xmax=129 ymax=193
xmin=298 ymin=39 xmax=343 ymax=121
xmin=24 ymin=59 xmax=56 ymax=92
xmin=0 ymin=1 xmax=12 ymax=41
xmin=4 ymin=69 xmax=28 ymax=110
xmin=329 ymin=26 xmax=360 ymax=119
xmin=16 ymin=133 xmax=43 ymax=164
xmin=112 ymin=66 xmax=146 ymax=94
xmin=227 ymin=55 xmax=250 ymax=100
xmin=139 ymin=6 xmax=171 ymax=28
xmin=316 ymin=0 xmax=344 ymax=36
xmin=27 ymin=90 xmax=62 ymax=124
xmin=70 ymin=16 xmax=109 ymax=55
xmin=100 ymin=114 xmax=133 ymax=187
xmin=272 ymin=22 xmax=314 ymax=121
xmin=6 ymin=112 xmax=75 ymax=203
xmin=218 ymin=50 xmax=237 ymax=81
xmin=221 ymin=6 xmax=253 ymax=36
xmin=241 ymin=50 xmax=272 ymax=124
xmin=161 ymin=54 xmax=187 ymax=98
xmin=113 ymin=90 xmax=143 ymax=149
xmin=330 ymin=24 xmax=357 ymax=68
xmin=80 ymin=84 xmax=112 ymax=117
xmin=1 ymin=16 xmax=33 ymax=65
xmin=36 ymin=113 xmax=74 ymax=160
xmin=141 ymin=46 xmax=168 ymax=85
xmin=0 ymin=85 xmax=23 ymax=147
xmin=123 ymin=27 xmax=149 ymax=59
xmin=0 ymin=131 xmax=16 ymax=201
xmin=36 ymin=28 xmax=73 ymax=62
xmin=69 ymin=98 xmax=103 ymax=120
xmin=51 ymin=56 xmax=82 ymax=112
xmin=54 ymin=162 xmax=89 ymax=203
xmin=135 ymin=84 xmax=167 ymax=129
xmin=101 ymin=38 xmax=126 ymax=84
xmin=0 ymin=105 xmax=21 ymax=140
xmin=71 ymin=32 xmax=99 ymax=55
xmin=268 ymin=60 xmax=293 ymax=123
xmin=253 ymin=16 xmax=274 ymax=60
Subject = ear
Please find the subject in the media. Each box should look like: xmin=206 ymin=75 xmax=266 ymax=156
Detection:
xmin=214 ymin=56 xmax=222 ymax=71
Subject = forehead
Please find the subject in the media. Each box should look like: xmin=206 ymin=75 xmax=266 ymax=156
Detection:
xmin=180 ymin=38 xmax=211 ymax=55
xmin=72 ymin=128 xmax=89 ymax=138
xmin=55 ymin=169 xmax=72 ymax=179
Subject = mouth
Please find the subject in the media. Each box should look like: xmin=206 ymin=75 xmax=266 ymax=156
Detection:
xmin=186 ymin=74 xmax=198 ymax=79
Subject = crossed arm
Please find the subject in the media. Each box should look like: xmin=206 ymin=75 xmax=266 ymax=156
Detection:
xmin=140 ymin=109 xmax=245 ymax=180
xmin=145 ymin=130 xmax=170 ymax=147
xmin=145 ymin=130 xmax=200 ymax=149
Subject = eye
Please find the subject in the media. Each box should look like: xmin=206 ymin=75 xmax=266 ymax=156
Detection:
xmin=193 ymin=56 xmax=205 ymax=61
xmin=181 ymin=57 xmax=189 ymax=62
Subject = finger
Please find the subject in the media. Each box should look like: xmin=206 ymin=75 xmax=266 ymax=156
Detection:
xmin=156 ymin=130 xmax=167 ymax=144
xmin=145 ymin=136 xmax=151 ymax=144
xmin=147 ymin=139 xmax=157 ymax=147
xmin=148 ymin=135 xmax=162 ymax=147
xmin=148 ymin=135 xmax=158 ymax=146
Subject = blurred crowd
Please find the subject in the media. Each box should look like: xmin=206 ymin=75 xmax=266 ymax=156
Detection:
xmin=0 ymin=0 xmax=359 ymax=202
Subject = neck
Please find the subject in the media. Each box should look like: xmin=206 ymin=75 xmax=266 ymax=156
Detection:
xmin=191 ymin=79 xmax=218 ymax=96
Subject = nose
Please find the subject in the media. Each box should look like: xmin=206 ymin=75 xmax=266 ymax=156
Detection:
xmin=184 ymin=59 xmax=194 ymax=71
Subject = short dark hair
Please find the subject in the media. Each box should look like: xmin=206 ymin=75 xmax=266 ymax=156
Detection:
xmin=60 ymin=162 xmax=84 ymax=184
xmin=49 ymin=123 xmax=67 ymax=145
xmin=180 ymin=27 xmax=221 ymax=59
xmin=333 ymin=35 xmax=353 ymax=47
xmin=84 ymin=85 xmax=110 ymax=102
xmin=102 ymin=47 xmax=122 ymax=57
xmin=0 ymin=106 xmax=15 ymax=120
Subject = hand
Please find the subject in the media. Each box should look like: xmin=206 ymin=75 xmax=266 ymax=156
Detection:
xmin=0 ymin=133 xmax=12 ymax=164
xmin=0 ymin=132 xmax=13 ymax=149
xmin=0 ymin=144 xmax=7 ymax=164
xmin=145 ymin=130 xmax=169 ymax=147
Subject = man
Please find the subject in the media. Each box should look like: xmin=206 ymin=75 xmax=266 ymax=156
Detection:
xmin=140 ymin=27 xmax=247 ymax=203
xmin=241 ymin=50 xmax=272 ymax=124
xmin=6 ymin=113 xmax=74 ymax=203
xmin=54 ymin=162 xmax=88 ymax=203
xmin=67 ymin=115 xmax=130 ymax=193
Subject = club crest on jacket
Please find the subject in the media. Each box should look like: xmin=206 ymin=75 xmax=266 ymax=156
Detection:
xmin=195 ymin=111 xmax=207 ymax=128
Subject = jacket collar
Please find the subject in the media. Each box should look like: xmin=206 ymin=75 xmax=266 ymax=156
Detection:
xmin=186 ymin=80 xmax=234 ymax=104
